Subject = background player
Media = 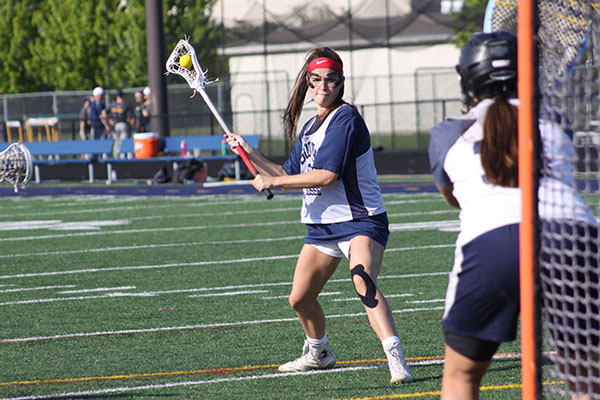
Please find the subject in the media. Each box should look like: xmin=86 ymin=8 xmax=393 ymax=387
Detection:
xmin=429 ymin=30 xmax=598 ymax=400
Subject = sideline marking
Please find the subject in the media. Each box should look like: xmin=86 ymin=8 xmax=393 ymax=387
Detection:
xmin=331 ymin=381 xmax=564 ymax=400
xmin=0 ymin=354 xmax=525 ymax=400
xmin=0 ymin=367 xmax=379 ymax=400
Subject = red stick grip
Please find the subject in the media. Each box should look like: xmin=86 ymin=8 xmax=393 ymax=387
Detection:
xmin=236 ymin=146 xmax=258 ymax=176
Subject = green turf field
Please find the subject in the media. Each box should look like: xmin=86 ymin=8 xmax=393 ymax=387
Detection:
xmin=0 ymin=191 xmax=527 ymax=399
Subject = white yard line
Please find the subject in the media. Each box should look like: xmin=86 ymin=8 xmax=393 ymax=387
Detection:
xmin=0 ymin=285 xmax=76 ymax=293
xmin=0 ymin=236 xmax=305 ymax=259
xmin=1 ymin=219 xmax=458 ymax=242
xmin=59 ymin=286 xmax=136 ymax=294
xmin=0 ymin=246 xmax=451 ymax=281
xmin=406 ymin=299 xmax=445 ymax=304
xmin=189 ymin=290 xmax=269 ymax=298
xmin=0 ymin=197 xmax=292 ymax=219
xmin=333 ymin=292 xmax=413 ymax=302
xmin=1 ymin=306 xmax=444 ymax=343
xmin=0 ymin=220 xmax=297 ymax=242
xmin=0 ymin=271 xmax=448 ymax=306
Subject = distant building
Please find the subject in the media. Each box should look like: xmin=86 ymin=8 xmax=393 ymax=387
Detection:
xmin=212 ymin=0 xmax=466 ymax=138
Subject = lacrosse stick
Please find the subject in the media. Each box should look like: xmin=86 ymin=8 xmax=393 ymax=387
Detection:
xmin=0 ymin=143 xmax=33 ymax=193
xmin=166 ymin=39 xmax=273 ymax=200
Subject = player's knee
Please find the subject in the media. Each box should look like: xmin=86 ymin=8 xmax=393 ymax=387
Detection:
xmin=350 ymin=264 xmax=379 ymax=309
xmin=287 ymin=293 xmax=312 ymax=313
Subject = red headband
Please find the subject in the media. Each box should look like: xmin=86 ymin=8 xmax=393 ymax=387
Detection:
xmin=307 ymin=57 xmax=343 ymax=73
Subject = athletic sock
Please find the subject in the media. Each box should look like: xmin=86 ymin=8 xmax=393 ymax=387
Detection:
xmin=382 ymin=335 xmax=401 ymax=349
xmin=306 ymin=333 xmax=328 ymax=347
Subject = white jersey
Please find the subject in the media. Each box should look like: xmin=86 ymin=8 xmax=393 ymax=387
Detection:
xmin=429 ymin=98 xmax=596 ymax=248
xmin=429 ymin=99 xmax=521 ymax=247
xmin=283 ymin=103 xmax=386 ymax=224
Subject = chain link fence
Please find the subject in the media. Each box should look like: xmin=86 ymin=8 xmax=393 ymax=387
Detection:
xmin=1 ymin=68 xmax=461 ymax=157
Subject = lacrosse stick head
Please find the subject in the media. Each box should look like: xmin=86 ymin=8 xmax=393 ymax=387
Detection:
xmin=166 ymin=39 xmax=216 ymax=96
xmin=0 ymin=143 xmax=33 ymax=193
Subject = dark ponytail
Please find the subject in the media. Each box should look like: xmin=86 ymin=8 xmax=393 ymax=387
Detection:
xmin=480 ymin=97 xmax=519 ymax=187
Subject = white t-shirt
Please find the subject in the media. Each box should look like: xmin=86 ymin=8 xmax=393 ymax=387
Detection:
xmin=429 ymin=98 xmax=596 ymax=247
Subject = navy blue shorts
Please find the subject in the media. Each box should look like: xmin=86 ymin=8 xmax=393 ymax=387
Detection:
xmin=443 ymin=224 xmax=520 ymax=344
xmin=305 ymin=212 xmax=389 ymax=248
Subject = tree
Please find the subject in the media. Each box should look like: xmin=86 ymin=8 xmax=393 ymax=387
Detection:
xmin=0 ymin=1 xmax=38 ymax=93
xmin=163 ymin=0 xmax=224 ymax=81
xmin=0 ymin=0 xmax=221 ymax=93
xmin=28 ymin=1 xmax=107 ymax=91
xmin=451 ymin=0 xmax=488 ymax=48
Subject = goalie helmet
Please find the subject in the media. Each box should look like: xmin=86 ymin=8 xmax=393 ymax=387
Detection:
xmin=457 ymin=31 xmax=517 ymax=109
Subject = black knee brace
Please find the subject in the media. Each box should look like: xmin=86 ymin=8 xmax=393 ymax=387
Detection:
xmin=350 ymin=264 xmax=378 ymax=309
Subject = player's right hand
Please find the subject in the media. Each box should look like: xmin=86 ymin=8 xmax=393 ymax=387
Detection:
xmin=225 ymin=133 xmax=247 ymax=155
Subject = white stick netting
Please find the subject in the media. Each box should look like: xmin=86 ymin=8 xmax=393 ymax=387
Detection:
xmin=166 ymin=38 xmax=229 ymax=133
xmin=0 ymin=143 xmax=33 ymax=192
xmin=165 ymin=38 xmax=215 ymax=97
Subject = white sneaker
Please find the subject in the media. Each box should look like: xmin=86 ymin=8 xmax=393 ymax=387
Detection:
xmin=384 ymin=341 xmax=414 ymax=384
xmin=278 ymin=340 xmax=336 ymax=372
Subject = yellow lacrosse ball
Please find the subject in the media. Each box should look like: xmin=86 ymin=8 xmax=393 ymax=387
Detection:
xmin=179 ymin=54 xmax=192 ymax=69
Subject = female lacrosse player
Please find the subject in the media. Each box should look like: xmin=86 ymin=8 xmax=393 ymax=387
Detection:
xmin=226 ymin=47 xmax=413 ymax=384
xmin=429 ymin=31 xmax=598 ymax=400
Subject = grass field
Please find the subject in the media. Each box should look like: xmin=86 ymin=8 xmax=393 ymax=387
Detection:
xmin=0 ymin=185 xmax=526 ymax=399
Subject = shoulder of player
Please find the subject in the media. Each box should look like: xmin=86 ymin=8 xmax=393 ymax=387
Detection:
xmin=329 ymin=103 xmax=363 ymax=126
xmin=429 ymin=117 xmax=477 ymax=160
xmin=338 ymin=102 xmax=360 ymax=117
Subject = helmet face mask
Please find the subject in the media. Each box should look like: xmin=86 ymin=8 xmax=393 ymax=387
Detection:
xmin=457 ymin=31 xmax=517 ymax=110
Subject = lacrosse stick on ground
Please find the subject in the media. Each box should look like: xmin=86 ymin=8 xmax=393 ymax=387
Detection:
xmin=165 ymin=38 xmax=273 ymax=200
xmin=0 ymin=143 xmax=33 ymax=193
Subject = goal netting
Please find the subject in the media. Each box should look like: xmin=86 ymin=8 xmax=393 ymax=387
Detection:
xmin=535 ymin=1 xmax=600 ymax=398
xmin=492 ymin=0 xmax=600 ymax=397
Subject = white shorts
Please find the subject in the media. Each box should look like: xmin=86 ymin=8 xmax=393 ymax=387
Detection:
xmin=310 ymin=240 xmax=351 ymax=259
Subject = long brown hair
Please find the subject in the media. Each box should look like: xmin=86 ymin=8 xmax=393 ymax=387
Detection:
xmin=480 ymin=97 xmax=519 ymax=187
xmin=283 ymin=47 xmax=345 ymax=139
